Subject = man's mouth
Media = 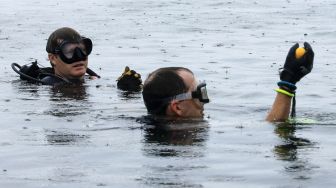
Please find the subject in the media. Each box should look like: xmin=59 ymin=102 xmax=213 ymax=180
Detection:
xmin=72 ymin=63 xmax=85 ymax=68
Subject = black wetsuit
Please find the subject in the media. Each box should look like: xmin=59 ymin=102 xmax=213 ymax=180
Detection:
xmin=41 ymin=76 xmax=67 ymax=85
xmin=41 ymin=75 xmax=84 ymax=86
xmin=12 ymin=62 xmax=99 ymax=86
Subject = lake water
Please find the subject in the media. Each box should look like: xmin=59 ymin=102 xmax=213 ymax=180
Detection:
xmin=1 ymin=0 xmax=336 ymax=187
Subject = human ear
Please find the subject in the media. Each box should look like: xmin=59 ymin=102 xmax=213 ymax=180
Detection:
xmin=169 ymin=100 xmax=183 ymax=116
xmin=48 ymin=54 xmax=57 ymax=66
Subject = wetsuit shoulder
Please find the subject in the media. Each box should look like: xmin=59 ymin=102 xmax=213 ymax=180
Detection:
xmin=40 ymin=75 xmax=67 ymax=86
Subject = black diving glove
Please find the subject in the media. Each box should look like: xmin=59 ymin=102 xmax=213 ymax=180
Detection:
xmin=117 ymin=66 xmax=142 ymax=91
xmin=280 ymin=42 xmax=314 ymax=85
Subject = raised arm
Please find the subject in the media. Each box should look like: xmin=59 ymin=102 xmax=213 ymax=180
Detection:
xmin=266 ymin=42 xmax=314 ymax=122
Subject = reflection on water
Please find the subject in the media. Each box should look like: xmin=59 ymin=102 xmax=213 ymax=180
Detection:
xmin=144 ymin=120 xmax=208 ymax=157
xmin=46 ymin=84 xmax=91 ymax=117
xmin=11 ymin=80 xmax=41 ymax=99
xmin=139 ymin=117 xmax=209 ymax=187
xmin=50 ymin=84 xmax=88 ymax=101
xmin=141 ymin=116 xmax=209 ymax=146
xmin=274 ymin=122 xmax=314 ymax=161
xmin=143 ymin=125 xmax=208 ymax=158
xmin=145 ymin=127 xmax=207 ymax=146
xmin=45 ymin=130 xmax=90 ymax=145
xmin=117 ymin=90 xmax=142 ymax=100
xmin=273 ymin=122 xmax=317 ymax=180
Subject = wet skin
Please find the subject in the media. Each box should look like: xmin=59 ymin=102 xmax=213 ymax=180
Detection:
xmin=166 ymin=70 xmax=205 ymax=118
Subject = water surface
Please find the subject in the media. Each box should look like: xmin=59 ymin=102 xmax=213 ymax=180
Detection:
xmin=1 ymin=0 xmax=336 ymax=187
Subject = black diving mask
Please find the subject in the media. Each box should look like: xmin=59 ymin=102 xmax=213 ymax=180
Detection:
xmin=167 ymin=82 xmax=210 ymax=103
xmin=54 ymin=37 xmax=92 ymax=64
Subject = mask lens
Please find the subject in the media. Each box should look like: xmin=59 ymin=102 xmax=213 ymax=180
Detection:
xmin=193 ymin=82 xmax=209 ymax=103
xmin=61 ymin=42 xmax=87 ymax=59
xmin=82 ymin=38 xmax=92 ymax=55
xmin=200 ymin=86 xmax=208 ymax=101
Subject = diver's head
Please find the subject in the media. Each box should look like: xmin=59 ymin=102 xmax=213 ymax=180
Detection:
xmin=46 ymin=27 xmax=92 ymax=79
xmin=142 ymin=67 xmax=209 ymax=118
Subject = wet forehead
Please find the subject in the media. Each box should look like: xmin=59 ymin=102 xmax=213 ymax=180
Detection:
xmin=177 ymin=70 xmax=197 ymax=91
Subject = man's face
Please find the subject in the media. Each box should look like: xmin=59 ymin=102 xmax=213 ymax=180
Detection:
xmin=49 ymin=42 xmax=88 ymax=79
xmin=55 ymin=55 xmax=88 ymax=79
xmin=176 ymin=70 xmax=205 ymax=118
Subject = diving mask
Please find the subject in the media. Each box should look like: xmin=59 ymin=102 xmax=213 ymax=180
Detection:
xmin=54 ymin=37 xmax=92 ymax=64
xmin=168 ymin=82 xmax=210 ymax=103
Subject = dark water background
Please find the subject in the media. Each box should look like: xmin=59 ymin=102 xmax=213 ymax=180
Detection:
xmin=1 ymin=0 xmax=336 ymax=187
